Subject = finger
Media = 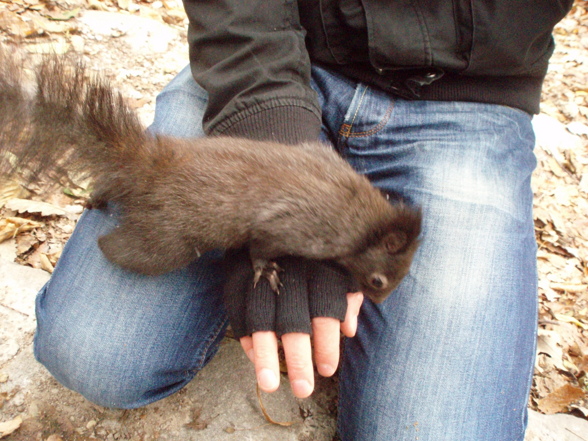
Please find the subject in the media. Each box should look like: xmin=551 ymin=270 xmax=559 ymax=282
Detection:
xmin=240 ymin=336 xmax=254 ymax=363
xmin=312 ymin=316 xmax=341 ymax=377
xmin=250 ymin=331 xmax=280 ymax=393
xmin=341 ymin=292 xmax=364 ymax=337
xmin=281 ymin=332 xmax=314 ymax=398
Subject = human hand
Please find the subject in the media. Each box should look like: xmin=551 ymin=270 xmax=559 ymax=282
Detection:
xmin=240 ymin=292 xmax=364 ymax=398
xmin=223 ymin=249 xmax=364 ymax=397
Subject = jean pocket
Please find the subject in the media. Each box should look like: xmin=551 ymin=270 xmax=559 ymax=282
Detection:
xmin=337 ymin=84 xmax=395 ymax=142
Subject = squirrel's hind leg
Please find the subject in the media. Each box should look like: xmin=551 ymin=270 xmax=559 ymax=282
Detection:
xmin=98 ymin=224 xmax=199 ymax=276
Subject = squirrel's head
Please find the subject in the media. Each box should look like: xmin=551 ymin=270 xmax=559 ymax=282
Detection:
xmin=337 ymin=205 xmax=422 ymax=303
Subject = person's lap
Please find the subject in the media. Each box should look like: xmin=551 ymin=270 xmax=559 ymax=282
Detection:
xmin=34 ymin=65 xmax=538 ymax=440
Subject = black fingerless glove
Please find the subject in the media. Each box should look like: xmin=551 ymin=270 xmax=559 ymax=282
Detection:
xmin=223 ymin=248 xmax=356 ymax=339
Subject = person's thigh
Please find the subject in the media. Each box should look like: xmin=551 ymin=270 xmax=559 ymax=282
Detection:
xmin=149 ymin=65 xmax=208 ymax=138
xmin=312 ymin=65 xmax=538 ymax=441
xmin=34 ymin=66 xmax=228 ymax=408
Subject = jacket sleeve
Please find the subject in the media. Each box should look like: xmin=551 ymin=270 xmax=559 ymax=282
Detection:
xmin=183 ymin=0 xmax=322 ymax=144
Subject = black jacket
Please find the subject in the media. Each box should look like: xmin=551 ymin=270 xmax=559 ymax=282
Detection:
xmin=183 ymin=0 xmax=573 ymax=144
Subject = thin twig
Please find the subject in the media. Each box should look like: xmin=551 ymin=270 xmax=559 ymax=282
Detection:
xmin=256 ymin=383 xmax=301 ymax=427
xmin=566 ymin=427 xmax=588 ymax=441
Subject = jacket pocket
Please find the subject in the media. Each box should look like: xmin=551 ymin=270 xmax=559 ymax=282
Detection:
xmin=463 ymin=0 xmax=574 ymax=76
xmin=361 ymin=0 xmax=573 ymax=76
xmin=362 ymin=0 xmax=468 ymax=71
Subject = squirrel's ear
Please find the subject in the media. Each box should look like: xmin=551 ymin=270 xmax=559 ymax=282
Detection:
xmin=384 ymin=230 xmax=407 ymax=254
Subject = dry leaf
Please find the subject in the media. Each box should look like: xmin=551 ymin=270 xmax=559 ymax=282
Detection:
xmin=580 ymin=174 xmax=588 ymax=194
xmin=567 ymin=121 xmax=588 ymax=136
xmin=550 ymin=283 xmax=588 ymax=293
xmin=0 ymin=217 xmax=43 ymax=243
xmin=30 ymin=16 xmax=77 ymax=34
xmin=571 ymin=406 xmax=588 ymax=418
xmin=554 ymin=314 xmax=588 ymax=330
xmin=87 ymin=0 xmax=110 ymax=11
xmin=184 ymin=407 xmax=209 ymax=431
xmin=546 ymin=156 xmax=568 ymax=178
xmin=39 ymin=253 xmax=54 ymax=273
xmin=43 ymin=7 xmax=80 ymax=21
xmin=5 ymin=199 xmax=67 ymax=217
xmin=15 ymin=233 xmax=37 ymax=254
xmin=577 ymin=355 xmax=588 ymax=374
xmin=537 ymin=329 xmax=566 ymax=372
xmin=23 ymin=240 xmax=49 ymax=269
xmin=537 ymin=384 xmax=586 ymax=414
xmin=0 ymin=9 xmax=34 ymax=37
xmin=161 ymin=9 xmax=186 ymax=25
xmin=0 ymin=416 xmax=22 ymax=439
xmin=117 ymin=0 xmax=132 ymax=10
xmin=0 ymin=178 xmax=30 ymax=208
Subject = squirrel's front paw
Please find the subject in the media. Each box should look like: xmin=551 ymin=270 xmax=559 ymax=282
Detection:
xmin=252 ymin=259 xmax=283 ymax=293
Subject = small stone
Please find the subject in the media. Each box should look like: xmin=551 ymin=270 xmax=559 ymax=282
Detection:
xmin=12 ymin=393 xmax=25 ymax=407
xmin=28 ymin=401 xmax=40 ymax=418
xmin=0 ymin=372 xmax=8 ymax=383
xmin=86 ymin=419 xmax=97 ymax=430
xmin=101 ymin=419 xmax=121 ymax=430
xmin=45 ymin=435 xmax=64 ymax=441
xmin=0 ymin=339 xmax=19 ymax=364
xmin=70 ymin=35 xmax=85 ymax=53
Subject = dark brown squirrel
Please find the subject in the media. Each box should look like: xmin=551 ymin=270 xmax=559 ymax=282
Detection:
xmin=0 ymin=46 xmax=421 ymax=303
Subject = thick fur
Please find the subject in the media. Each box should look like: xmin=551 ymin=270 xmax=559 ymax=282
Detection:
xmin=0 ymin=46 xmax=421 ymax=303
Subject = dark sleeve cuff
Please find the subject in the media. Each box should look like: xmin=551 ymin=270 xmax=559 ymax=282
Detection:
xmin=211 ymin=106 xmax=322 ymax=145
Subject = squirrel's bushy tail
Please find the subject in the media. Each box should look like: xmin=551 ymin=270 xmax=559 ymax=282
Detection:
xmin=0 ymin=47 xmax=29 ymax=163
xmin=0 ymin=45 xmax=149 ymax=197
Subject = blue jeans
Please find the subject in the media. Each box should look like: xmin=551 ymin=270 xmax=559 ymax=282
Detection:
xmin=34 ymin=65 xmax=538 ymax=441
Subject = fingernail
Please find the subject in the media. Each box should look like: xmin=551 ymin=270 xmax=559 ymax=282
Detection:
xmin=291 ymin=379 xmax=313 ymax=398
xmin=258 ymin=368 xmax=278 ymax=391
xmin=318 ymin=364 xmax=336 ymax=376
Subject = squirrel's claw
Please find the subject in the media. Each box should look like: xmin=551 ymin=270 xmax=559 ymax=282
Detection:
xmin=253 ymin=259 xmax=283 ymax=293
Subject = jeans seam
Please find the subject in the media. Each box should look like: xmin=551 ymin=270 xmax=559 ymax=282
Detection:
xmin=346 ymin=85 xmax=369 ymax=129
xmin=192 ymin=314 xmax=229 ymax=373
xmin=338 ymin=98 xmax=395 ymax=139
xmin=519 ymin=278 xmax=539 ymax=440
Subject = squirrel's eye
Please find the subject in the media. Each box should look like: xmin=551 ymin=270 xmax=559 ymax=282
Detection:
xmin=370 ymin=274 xmax=386 ymax=289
